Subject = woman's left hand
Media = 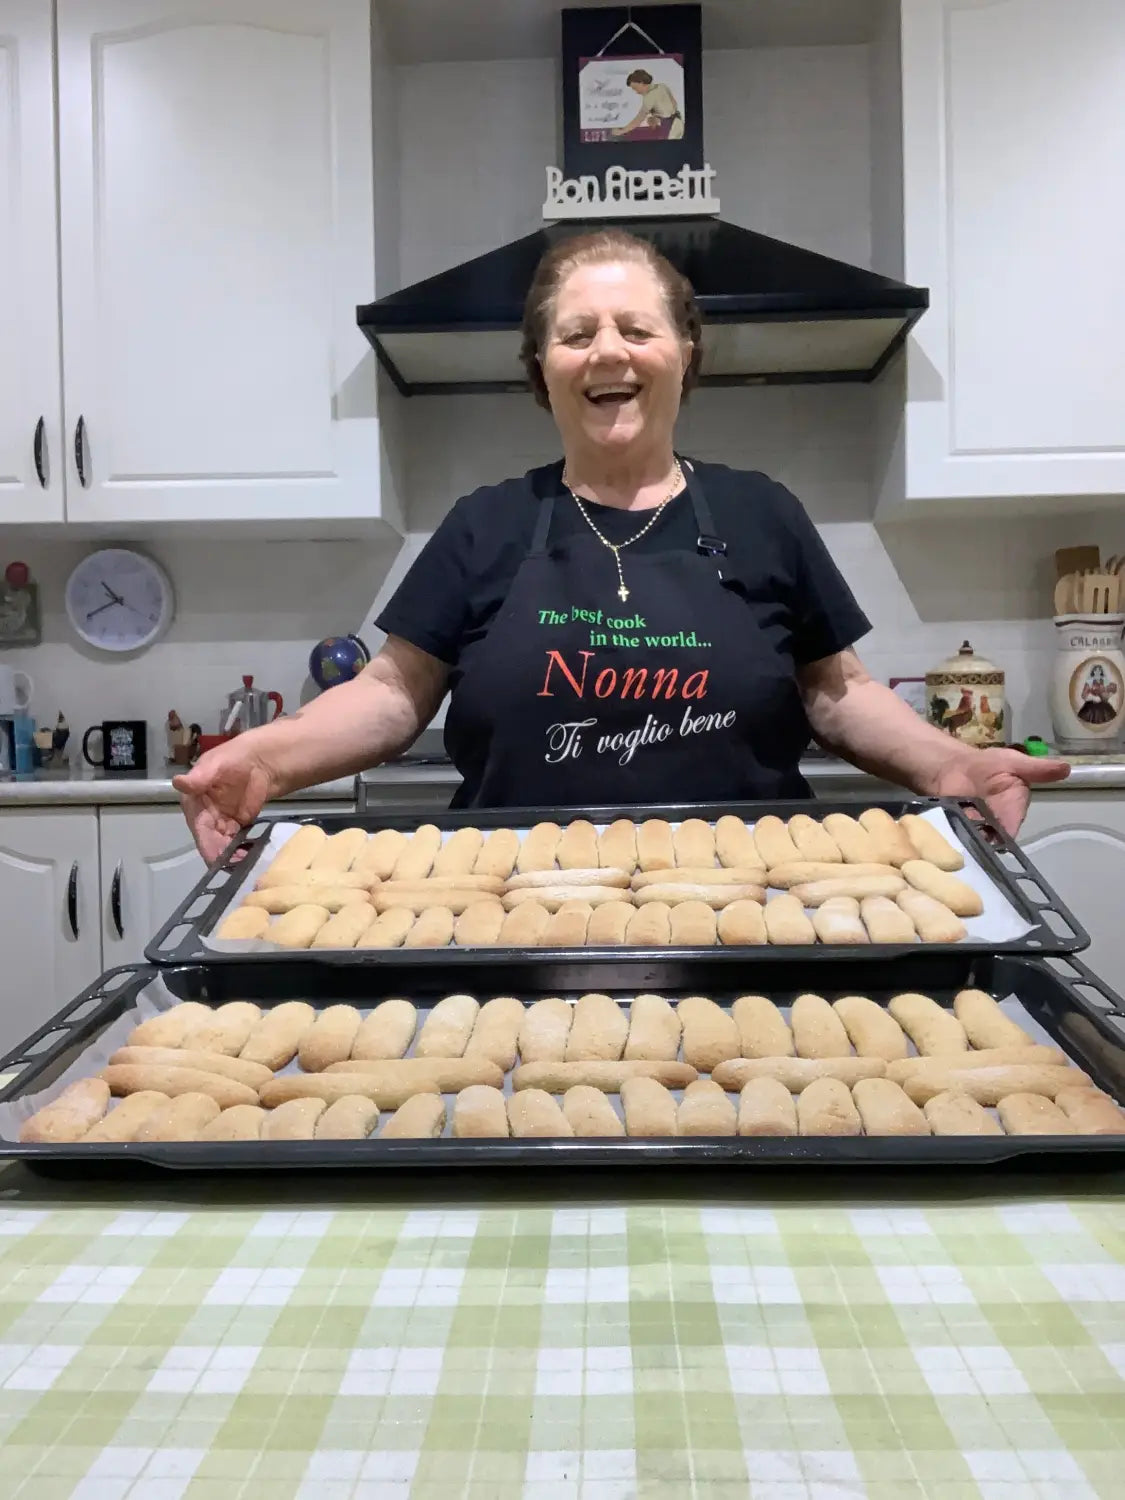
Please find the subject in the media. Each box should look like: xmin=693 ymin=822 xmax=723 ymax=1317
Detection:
xmin=933 ymin=748 xmax=1070 ymax=837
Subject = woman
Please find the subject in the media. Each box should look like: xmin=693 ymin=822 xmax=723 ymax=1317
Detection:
xmin=611 ymin=69 xmax=684 ymax=140
xmin=177 ymin=229 xmax=1066 ymax=860
xmin=1078 ymin=663 xmax=1118 ymax=725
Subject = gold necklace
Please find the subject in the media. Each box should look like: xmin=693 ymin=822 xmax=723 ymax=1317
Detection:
xmin=563 ymin=459 xmax=683 ymax=602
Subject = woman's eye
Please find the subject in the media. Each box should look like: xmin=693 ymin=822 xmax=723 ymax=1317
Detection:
xmin=625 ymin=328 xmax=653 ymax=341
xmin=562 ymin=331 xmax=592 ymax=346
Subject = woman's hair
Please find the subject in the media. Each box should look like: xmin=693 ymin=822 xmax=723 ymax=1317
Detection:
xmin=626 ymin=68 xmax=653 ymax=86
xmin=519 ymin=228 xmax=703 ymax=410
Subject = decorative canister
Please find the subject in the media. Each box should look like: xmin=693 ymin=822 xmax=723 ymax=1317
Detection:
xmin=925 ymin=640 xmax=1006 ymax=747
xmin=1048 ymin=614 xmax=1125 ymax=752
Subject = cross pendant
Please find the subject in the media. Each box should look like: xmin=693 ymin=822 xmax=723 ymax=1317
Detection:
xmin=618 ymin=585 xmax=629 ymax=601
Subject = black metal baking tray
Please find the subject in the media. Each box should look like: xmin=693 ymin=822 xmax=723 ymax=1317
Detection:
xmin=2 ymin=950 xmax=1122 ymax=1171
xmin=144 ymin=797 xmax=1089 ymax=967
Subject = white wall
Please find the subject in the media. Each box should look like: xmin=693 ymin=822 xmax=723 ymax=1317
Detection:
xmin=5 ymin=39 xmax=1090 ymax=759
xmin=0 ymin=533 xmax=398 ymax=769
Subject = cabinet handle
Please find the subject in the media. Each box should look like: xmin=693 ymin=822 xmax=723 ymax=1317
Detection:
xmin=66 ymin=862 xmax=79 ymax=940
xmin=33 ymin=417 xmax=47 ymax=487
xmin=74 ymin=415 xmax=89 ymax=488
xmin=111 ymin=862 xmax=124 ymax=939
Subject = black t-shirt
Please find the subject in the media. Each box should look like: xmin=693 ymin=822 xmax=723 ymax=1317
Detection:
xmin=377 ymin=459 xmax=871 ymax=687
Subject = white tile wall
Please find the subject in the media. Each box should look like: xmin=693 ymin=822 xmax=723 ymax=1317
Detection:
xmin=7 ymin=40 xmax=1107 ymax=754
xmin=0 ymin=533 xmax=398 ymax=766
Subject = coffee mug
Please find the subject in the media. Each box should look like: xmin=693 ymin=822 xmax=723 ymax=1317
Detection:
xmin=0 ymin=665 xmax=32 ymax=716
xmin=83 ymin=719 xmax=148 ymax=773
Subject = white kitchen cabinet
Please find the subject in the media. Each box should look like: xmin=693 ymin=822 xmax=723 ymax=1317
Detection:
xmin=98 ymin=807 xmax=207 ymax=969
xmin=2 ymin=0 xmax=388 ymax=533
xmin=0 ymin=0 xmax=64 ymax=525
xmin=55 ymin=0 xmax=382 ymax=529
xmin=1019 ymin=792 xmax=1125 ymax=998
xmin=896 ymin=0 xmax=1125 ymax=506
xmin=0 ymin=808 xmax=101 ymax=1059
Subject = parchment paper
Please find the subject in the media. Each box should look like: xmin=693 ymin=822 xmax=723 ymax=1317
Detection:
xmin=199 ymin=807 xmax=1034 ymax=954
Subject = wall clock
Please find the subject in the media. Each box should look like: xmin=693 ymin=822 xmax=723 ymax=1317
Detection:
xmin=64 ymin=548 xmax=175 ymax=653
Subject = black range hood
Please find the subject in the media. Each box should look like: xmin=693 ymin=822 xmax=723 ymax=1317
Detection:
xmin=357 ymin=217 xmax=928 ymax=396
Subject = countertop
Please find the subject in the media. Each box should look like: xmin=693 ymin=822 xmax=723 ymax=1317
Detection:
xmin=4 ymin=754 xmax=1125 ymax=807
xmin=0 ymin=769 xmax=357 ymax=807
xmin=0 ymin=1164 xmax=1121 ymax=1497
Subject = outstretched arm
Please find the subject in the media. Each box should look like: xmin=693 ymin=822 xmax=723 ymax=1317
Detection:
xmin=798 ymin=648 xmax=1068 ymax=835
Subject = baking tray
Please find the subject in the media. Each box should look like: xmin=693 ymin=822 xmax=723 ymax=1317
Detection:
xmin=2 ymin=951 xmax=1122 ymax=1171
xmin=144 ymin=797 xmax=1089 ymax=967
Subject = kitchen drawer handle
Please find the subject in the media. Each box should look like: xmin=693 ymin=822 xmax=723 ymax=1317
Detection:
xmin=66 ymin=862 xmax=79 ymax=940
xmin=111 ymin=862 xmax=124 ymax=939
xmin=74 ymin=415 xmax=89 ymax=487
xmin=33 ymin=417 xmax=47 ymax=487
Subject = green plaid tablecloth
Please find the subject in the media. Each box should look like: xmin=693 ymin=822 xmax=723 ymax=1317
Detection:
xmin=0 ymin=1168 xmax=1122 ymax=1500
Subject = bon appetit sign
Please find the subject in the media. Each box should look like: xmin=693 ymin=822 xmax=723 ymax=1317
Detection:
xmin=544 ymin=4 xmax=720 ymax=220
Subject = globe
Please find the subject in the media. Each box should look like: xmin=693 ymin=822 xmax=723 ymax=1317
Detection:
xmin=309 ymin=635 xmax=371 ymax=691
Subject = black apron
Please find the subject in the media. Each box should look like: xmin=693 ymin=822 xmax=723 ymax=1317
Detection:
xmin=444 ymin=460 xmax=814 ymax=809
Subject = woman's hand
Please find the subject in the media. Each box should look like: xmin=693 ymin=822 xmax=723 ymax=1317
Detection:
xmin=932 ymin=748 xmax=1070 ymax=838
xmin=173 ymin=738 xmax=277 ymax=864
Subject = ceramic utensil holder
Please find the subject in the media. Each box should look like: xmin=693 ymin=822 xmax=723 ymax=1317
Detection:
xmin=1049 ymin=614 xmax=1125 ymax=752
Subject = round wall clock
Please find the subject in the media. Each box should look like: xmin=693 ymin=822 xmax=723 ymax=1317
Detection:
xmin=64 ymin=548 xmax=175 ymax=653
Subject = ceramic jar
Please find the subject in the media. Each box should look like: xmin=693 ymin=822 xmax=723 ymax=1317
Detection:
xmin=1049 ymin=614 xmax=1125 ymax=752
xmin=925 ymin=640 xmax=1006 ymax=747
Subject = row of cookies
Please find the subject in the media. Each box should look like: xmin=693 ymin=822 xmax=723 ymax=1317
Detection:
xmin=443 ymin=1075 xmax=1125 ymax=1138
xmin=110 ymin=987 xmax=1048 ymax=1072
xmin=100 ymin=987 xmax=1040 ymax=1076
xmin=20 ymin=1057 xmax=1124 ymax=1143
xmin=218 ymin=885 xmax=973 ymax=949
xmin=248 ymin=810 xmax=965 ymax=889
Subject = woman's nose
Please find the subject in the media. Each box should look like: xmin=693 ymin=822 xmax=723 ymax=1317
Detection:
xmin=588 ymin=325 xmax=628 ymax=360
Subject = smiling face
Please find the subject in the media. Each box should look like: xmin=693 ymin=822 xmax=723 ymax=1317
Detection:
xmin=540 ymin=260 xmax=691 ymax=462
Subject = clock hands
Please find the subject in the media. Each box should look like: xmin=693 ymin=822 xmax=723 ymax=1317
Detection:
xmin=85 ymin=598 xmax=121 ymax=622
xmin=86 ymin=581 xmax=153 ymax=628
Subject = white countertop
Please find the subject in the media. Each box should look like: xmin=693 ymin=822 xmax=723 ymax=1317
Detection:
xmin=3 ymin=755 xmax=1125 ymax=807
xmin=0 ymin=770 xmax=357 ymax=807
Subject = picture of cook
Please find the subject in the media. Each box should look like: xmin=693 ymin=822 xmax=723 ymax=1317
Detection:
xmin=176 ymin=228 xmax=1068 ymax=861
xmin=611 ymin=68 xmax=684 ymax=139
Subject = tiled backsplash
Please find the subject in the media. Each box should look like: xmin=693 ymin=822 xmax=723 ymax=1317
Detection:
xmin=2 ymin=42 xmax=1118 ymax=761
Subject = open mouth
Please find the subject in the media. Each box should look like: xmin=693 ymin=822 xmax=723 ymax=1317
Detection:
xmin=585 ymin=383 xmax=641 ymax=407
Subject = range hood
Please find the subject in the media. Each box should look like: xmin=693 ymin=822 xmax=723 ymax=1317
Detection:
xmin=357 ymin=217 xmax=929 ymax=396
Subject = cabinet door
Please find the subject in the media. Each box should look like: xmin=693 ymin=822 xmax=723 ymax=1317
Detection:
xmin=1019 ymin=792 xmax=1125 ymax=998
xmin=0 ymin=0 xmax=64 ymax=524
xmin=0 ymin=809 xmax=101 ymax=1058
xmin=99 ymin=807 xmax=207 ymax=967
xmin=56 ymin=0 xmax=380 ymax=528
xmin=900 ymin=0 xmax=1125 ymax=504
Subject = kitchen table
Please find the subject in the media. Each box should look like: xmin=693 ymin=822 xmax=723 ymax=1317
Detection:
xmin=0 ymin=1165 xmax=1121 ymax=1499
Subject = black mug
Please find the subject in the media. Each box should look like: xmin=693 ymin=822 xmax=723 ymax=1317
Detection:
xmin=83 ymin=719 xmax=148 ymax=773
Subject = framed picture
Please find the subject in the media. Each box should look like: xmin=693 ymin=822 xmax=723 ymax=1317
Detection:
xmin=0 ymin=578 xmax=40 ymax=646
xmin=889 ymin=677 xmax=928 ymax=717
xmin=561 ymin=5 xmax=703 ymax=180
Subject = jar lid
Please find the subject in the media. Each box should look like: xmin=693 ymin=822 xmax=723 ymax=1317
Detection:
xmin=927 ymin=639 xmax=1003 ymax=677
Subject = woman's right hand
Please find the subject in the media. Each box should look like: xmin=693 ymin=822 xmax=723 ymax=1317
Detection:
xmin=173 ymin=737 xmax=277 ymax=864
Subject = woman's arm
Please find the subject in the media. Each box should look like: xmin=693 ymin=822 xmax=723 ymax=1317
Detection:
xmin=175 ymin=636 xmax=449 ymax=860
xmin=613 ymin=100 xmax=649 ymax=135
xmin=798 ymin=648 xmax=969 ymax=791
xmin=257 ymin=636 xmax=449 ymax=796
xmin=798 ymin=647 xmax=1068 ymax=835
